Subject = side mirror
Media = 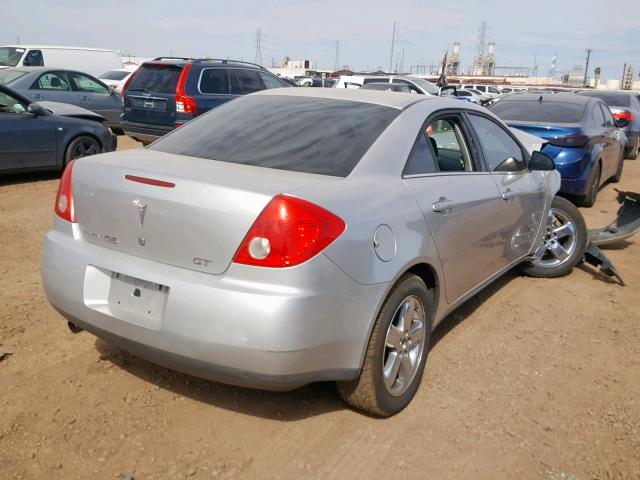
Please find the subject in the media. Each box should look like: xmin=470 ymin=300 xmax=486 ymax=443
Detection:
xmin=495 ymin=156 xmax=526 ymax=172
xmin=615 ymin=118 xmax=629 ymax=128
xmin=529 ymin=151 xmax=555 ymax=171
xmin=27 ymin=103 xmax=49 ymax=117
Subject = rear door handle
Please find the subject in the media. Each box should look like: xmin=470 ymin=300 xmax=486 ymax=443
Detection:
xmin=33 ymin=93 xmax=43 ymax=100
xmin=80 ymin=95 xmax=90 ymax=101
xmin=432 ymin=199 xmax=454 ymax=213
xmin=501 ymin=189 xmax=517 ymax=201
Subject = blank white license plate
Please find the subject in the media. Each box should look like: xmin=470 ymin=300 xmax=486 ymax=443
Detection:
xmin=107 ymin=272 xmax=168 ymax=325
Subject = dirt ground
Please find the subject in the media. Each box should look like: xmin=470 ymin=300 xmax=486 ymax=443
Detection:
xmin=1 ymin=136 xmax=639 ymax=480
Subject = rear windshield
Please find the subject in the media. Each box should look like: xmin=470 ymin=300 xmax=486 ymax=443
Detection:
xmin=99 ymin=70 xmax=130 ymax=81
xmin=127 ymin=64 xmax=182 ymax=94
xmin=579 ymin=91 xmax=631 ymax=107
xmin=490 ymin=100 xmax=586 ymax=123
xmin=150 ymin=95 xmax=400 ymax=177
xmin=0 ymin=69 xmax=28 ymax=85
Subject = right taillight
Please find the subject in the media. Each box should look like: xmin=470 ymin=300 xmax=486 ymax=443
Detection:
xmin=547 ymin=134 xmax=589 ymax=148
xmin=175 ymin=63 xmax=197 ymax=114
xmin=233 ymin=194 xmax=346 ymax=268
xmin=54 ymin=160 xmax=77 ymax=223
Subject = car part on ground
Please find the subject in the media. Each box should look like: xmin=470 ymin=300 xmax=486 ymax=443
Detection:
xmin=41 ymin=89 xmax=595 ymax=416
xmin=588 ymin=190 xmax=640 ymax=247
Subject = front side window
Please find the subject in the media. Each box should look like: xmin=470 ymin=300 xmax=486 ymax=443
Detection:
xmin=426 ymin=117 xmax=474 ymax=172
xmin=467 ymin=114 xmax=526 ymax=172
xmin=0 ymin=90 xmax=27 ymax=114
xmin=230 ymin=69 xmax=264 ymax=94
xmin=32 ymin=72 xmax=70 ymax=91
xmin=150 ymin=95 xmax=400 ymax=177
xmin=23 ymin=49 xmax=43 ymax=67
xmin=68 ymin=72 xmax=109 ymax=94
xmin=259 ymin=72 xmax=286 ymax=89
xmin=199 ymin=68 xmax=229 ymax=94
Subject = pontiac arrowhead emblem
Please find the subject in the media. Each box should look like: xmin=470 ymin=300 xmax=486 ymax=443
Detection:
xmin=133 ymin=199 xmax=147 ymax=227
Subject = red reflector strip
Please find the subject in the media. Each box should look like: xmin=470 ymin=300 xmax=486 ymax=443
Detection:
xmin=125 ymin=175 xmax=175 ymax=188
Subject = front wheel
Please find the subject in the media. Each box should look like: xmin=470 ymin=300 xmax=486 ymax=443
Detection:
xmin=337 ymin=274 xmax=433 ymax=417
xmin=521 ymin=196 xmax=587 ymax=279
xmin=64 ymin=135 xmax=101 ymax=166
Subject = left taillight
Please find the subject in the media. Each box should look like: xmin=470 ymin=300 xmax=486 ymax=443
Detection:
xmin=612 ymin=110 xmax=633 ymax=122
xmin=54 ymin=160 xmax=77 ymax=223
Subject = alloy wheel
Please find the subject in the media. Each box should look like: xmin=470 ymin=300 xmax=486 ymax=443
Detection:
xmin=71 ymin=140 xmax=99 ymax=160
xmin=382 ymin=295 xmax=426 ymax=397
xmin=531 ymin=208 xmax=578 ymax=268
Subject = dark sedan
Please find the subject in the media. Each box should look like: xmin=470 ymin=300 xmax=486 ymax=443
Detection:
xmin=0 ymin=67 xmax=123 ymax=132
xmin=577 ymin=90 xmax=640 ymax=159
xmin=0 ymin=85 xmax=116 ymax=174
xmin=490 ymin=93 xmax=626 ymax=207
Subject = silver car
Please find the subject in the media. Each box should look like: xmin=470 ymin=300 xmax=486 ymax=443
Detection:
xmin=42 ymin=89 xmax=587 ymax=416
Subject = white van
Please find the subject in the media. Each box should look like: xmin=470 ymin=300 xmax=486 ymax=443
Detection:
xmin=0 ymin=45 xmax=122 ymax=77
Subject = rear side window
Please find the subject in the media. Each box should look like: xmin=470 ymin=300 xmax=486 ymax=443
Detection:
xmin=230 ymin=69 xmax=264 ymax=94
xmin=491 ymin=100 xmax=586 ymax=123
xmin=199 ymin=68 xmax=229 ymax=94
xmin=68 ymin=72 xmax=109 ymax=94
xmin=150 ymin=96 xmax=400 ymax=177
xmin=127 ymin=64 xmax=183 ymax=94
xmin=600 ymin=104 xmax=615 ymax=127
xmin=467 ymin=114 xmax=526 ymax=171
xmin=404 ymin=131 xmax=437 ymax=176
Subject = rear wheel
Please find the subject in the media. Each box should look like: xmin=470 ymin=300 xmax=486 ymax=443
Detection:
xmin=337 ymin=274 xmax=432 ymax=417
xmin=580 ymin=162 xmax=601 ymax=208
xmin=64 ymin=135 xmax=101 ymax=166
xmin=521 ymin=196 xmax=587 ymax=278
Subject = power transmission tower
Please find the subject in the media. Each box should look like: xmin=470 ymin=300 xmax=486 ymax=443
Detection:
xmin=388 ymin=22 xmax=396 ymax=73
xmin=255 ymin=28 xmax=263 ymax=66
xmin=333 ymin=40 xmax=340 ymax=71
xmin=583 ymin=48 xmax=592 ymax=86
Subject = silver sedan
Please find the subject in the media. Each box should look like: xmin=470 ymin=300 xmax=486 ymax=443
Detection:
xmin=42 ymin=89 xmax=587 ymax=416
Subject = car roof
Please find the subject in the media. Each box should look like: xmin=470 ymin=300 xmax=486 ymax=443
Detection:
xmin=143 ymin=58 xmax=265 ymax=70
xmin=1 ymin=45 xmax=118 ymax=52
xmin=252 ymin=87 xmax=441 ymax=109
xmin=498 ymin=92 xmax=594 ymax=105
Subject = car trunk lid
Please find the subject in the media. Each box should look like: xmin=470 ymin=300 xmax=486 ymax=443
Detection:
xmin=73 ymin=149 xmax=336 ymax=275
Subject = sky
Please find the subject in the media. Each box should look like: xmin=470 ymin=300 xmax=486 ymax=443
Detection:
xmin=3 ymin=0 xmax=639 ymax=80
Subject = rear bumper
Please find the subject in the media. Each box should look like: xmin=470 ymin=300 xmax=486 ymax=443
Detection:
xmin=42 ymin=220 xmax=384 ymax=390
xmin=121 ymin=120 xmax=173 ymax=144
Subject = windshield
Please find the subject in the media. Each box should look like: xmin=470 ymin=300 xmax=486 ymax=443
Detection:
xmin=407 ymin=77 xmax=439 ymax=95
xmin=491 ymin=100 xmax=586 ymax=123
xmin=151 ymin=95 xmax=400 ymax=177
xmin=0 ymin=69 xmax=28 ymax=85
xmin=0 ymin=47 xmax=24 ymax=67
xmin=99 ymin=70 xmax=130 ymax=81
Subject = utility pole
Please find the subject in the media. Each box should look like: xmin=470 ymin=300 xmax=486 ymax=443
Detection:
xmin=400 ymin=48 xmax=404 ymax=72
xmin=255 ymin=28 xmax=263 ymax=66
xmin=333 ymin=40 xmax=340 ymax=71
xmin=388 ymin=21 xmax=396 ymax=73
xmin=583 ymin=48 xmax=592 ymax=86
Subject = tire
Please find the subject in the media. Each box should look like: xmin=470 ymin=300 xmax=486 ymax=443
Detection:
xmin=580 ymin=162 xmax=601 ymax=208
xmin=611 ymin=150 xmax=624 ymax=183
xmin=111 ymin=127 xmax=125 ymax=136
xmin=337 ymin=274 xmax=433 ymax=417
xmin=625 ymin=137 xmax=639 ymax=160
xmin=64 ymin=135 xmax=101 ymax=166
xmin=520 ymin=196 xmax=587 ymax=279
